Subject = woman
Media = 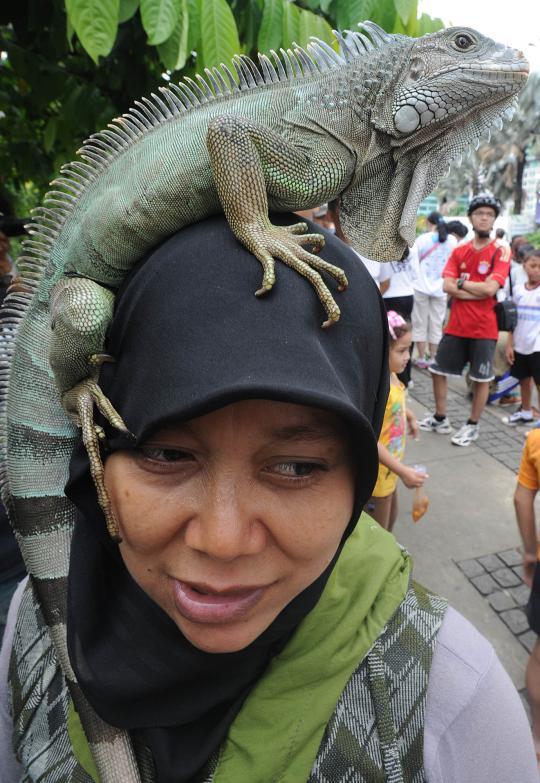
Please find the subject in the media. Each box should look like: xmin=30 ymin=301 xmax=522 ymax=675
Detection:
xmin=0 ymin=216 xmax=537 ymax=782
xmin=411 ymin=212 xmax=457 ymax=368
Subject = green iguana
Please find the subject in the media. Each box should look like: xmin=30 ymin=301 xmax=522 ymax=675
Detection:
xmin=0 ymin=22 xmax=528 ymax=781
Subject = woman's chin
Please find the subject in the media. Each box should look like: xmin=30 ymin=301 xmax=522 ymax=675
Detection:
xmin=175 ymin=616 xmax=271 ymax=653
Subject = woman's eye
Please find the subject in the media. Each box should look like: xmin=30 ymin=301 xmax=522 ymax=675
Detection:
xmin=140 ymin=447 xmax=193 ymax=463
xmin=271 ymin=461 xmax=321 ymax=478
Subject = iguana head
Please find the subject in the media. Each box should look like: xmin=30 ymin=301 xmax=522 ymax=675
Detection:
xmin=338 ymin=24 xmax=529 ymax=261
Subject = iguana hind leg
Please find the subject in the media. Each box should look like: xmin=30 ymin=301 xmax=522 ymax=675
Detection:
xmin=62 ymin=361 xmax=129 ymax=543
xmin=50 ymin=278 xmax=131 ymax=541
xmin=207 ymin=116 xmax=354 ymax=327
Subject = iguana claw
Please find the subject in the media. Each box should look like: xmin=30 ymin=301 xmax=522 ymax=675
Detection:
xmin=243 ymin=221 xmax=347 ymax=327
xmin=62 ymin=354 xmax=133 ymax=543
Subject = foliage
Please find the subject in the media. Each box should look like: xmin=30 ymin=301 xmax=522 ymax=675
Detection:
xmin=435 ymin=72 xmax=540 ymax=215
xmin=525 ymin=230 xmax=540 ymax=248
xmin=0 ymin=0 xmax=444 ymax=217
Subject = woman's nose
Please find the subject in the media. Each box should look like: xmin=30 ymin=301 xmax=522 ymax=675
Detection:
xmin=183 ymin=478 xmax=267 ymax=561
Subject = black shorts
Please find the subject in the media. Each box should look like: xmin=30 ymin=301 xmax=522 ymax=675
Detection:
xmin=429 ymin=334 xmax=497 ymax=383
xmin=511 ymin=351 xmax=540 ymax=385
xmin=527 ymin=562 xmax=540 ymax=635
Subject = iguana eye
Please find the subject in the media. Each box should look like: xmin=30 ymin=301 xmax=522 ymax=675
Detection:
xmin=453 ymin=33 xmax=475 ymax=51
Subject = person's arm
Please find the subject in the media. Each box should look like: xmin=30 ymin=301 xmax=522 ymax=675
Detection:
xmin=505 ymin=330 xmax=514 ymax=364
xmin=378 ymin=262 xmax=391 ymax=296
xmin=377 ymin=442 xmax=427 ymax=488
xmin=405 ymin=407 xmax=418 ymax=438
xmin=442 ymin=277 xmax=480 ymax=299
xmin=424 ymin=607 xmax=539 ymax=783
xmin=514 ymin=482 xmax=538 ymax=587
xmin=458 ymin=275 xmax=501 ymax=299
xmin=0 ymin=579 xmax=26 ymax=781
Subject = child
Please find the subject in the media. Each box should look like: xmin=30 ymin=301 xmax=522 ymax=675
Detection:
xmin=505 ymin=248 xmax=540 ymax=425
xmin=366 ymin=311 xmax=428 ymax=531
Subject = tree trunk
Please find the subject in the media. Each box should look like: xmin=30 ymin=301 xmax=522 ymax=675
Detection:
xmin=514 ymin=145 xmax=526 ymax=215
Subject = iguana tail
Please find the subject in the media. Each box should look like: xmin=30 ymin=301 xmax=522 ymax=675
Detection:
xmin=0 ymin=227 xmax=141 ymax=779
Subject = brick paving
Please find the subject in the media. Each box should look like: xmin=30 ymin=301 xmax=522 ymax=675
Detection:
xmin=409 ymin=369 xmax=538 ymax=654
xmin=457 ymin=549 xmax=535 ymax=653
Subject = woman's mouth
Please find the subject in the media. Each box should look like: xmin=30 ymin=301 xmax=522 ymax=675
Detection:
xmin=171 ymin=579 xmax=267 ymax=624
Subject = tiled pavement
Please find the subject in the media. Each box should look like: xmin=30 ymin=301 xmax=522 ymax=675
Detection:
xmin=456 ymin=548 xmax=536 ymax=654
xmin=410 ymin=367 xmax=527 ymax=473
xmin=409 ymin=368 xmax=537 ymax=660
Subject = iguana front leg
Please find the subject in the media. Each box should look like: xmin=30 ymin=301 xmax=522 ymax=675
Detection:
xmin=207 ymin=116 xmax=355 ymax=327
xmin=50 ymin=277 xmax=131 ymax=541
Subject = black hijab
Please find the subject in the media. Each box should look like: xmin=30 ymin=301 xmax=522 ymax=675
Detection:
xmin=66 ymin=214 xmax=389 ymax=782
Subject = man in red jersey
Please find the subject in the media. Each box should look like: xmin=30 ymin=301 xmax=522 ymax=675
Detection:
xmin=419 ymin=194 xmax=510 ymax=446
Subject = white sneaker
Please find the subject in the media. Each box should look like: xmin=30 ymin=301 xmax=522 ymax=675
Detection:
xmin=451 ymin=423 xmax=479 ymax=446
xmin=419 ymin=414 xmax=453 ymax=434
xmin=502 ymin=409 xmax=534 ymax=427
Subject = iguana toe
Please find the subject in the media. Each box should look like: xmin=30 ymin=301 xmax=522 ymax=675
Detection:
xmin=283 ymin=222 xmax=308 ymax=235
xmin=240 ymin=222 xmax=343 ymax=325
xmin=63 ymin=375 xmax=133 ymax=543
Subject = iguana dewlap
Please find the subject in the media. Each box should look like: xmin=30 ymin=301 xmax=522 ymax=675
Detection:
xmin=0 ymin=22 xmax=528 ymax=781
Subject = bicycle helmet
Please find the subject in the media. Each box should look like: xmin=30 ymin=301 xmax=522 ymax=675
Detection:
xmin=467 ymin=193 xmax=501 ymax=217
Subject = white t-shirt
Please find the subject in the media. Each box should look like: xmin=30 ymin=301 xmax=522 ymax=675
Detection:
xmin=512 ymin=282 xmax=540 ymax=354
xmin=355 ymin=252 xmax=381 ymax=284
xmin=411 ymin=232 xmax=457 ymax=297
xmin=500 ymin=261 xmax=529 ymax=301
xmin=379 ymin=249 xmax=417 ymax=298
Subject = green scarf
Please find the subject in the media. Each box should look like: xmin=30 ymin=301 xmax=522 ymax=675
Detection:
xmin=214 ymin=512 xmax=410 ymax=782
xmin=71 ymin=513 xmax=410 ymax=781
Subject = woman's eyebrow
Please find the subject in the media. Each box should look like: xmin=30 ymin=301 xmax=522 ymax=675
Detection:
xmin=269 ymin=424 xmax=340 ymax=442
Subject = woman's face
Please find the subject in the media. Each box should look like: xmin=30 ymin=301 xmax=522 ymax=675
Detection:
xmin=104 ymin=399 xmax=355 ymax=653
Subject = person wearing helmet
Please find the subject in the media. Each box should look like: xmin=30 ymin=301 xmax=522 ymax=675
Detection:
xmin=419 ymin=194 xmax=511 ymax=446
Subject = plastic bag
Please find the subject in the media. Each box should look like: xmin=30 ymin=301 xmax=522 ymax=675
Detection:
xmin=412 ymin=464 xmax=429 ymax=522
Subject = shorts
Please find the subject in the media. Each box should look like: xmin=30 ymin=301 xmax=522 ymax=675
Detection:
xmin=411 ymin=292 xmax=447 ymax=345
xmin=510 ymin=351 xmax=540 ymax=385
xmin=527 ymin=562 xmax=540 ymax=635
xmin=429 ymin=334 xmax=497 ymax=383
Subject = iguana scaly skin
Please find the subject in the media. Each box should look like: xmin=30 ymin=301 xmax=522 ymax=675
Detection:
xmin=0 ymin=23 xmax=528 ymax=780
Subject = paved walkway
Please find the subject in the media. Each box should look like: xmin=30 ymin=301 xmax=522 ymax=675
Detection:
xmin=394 ymin=366 xmax=536 ymax=695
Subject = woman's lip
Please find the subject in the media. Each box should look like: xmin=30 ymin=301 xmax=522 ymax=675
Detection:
xmin=171 ymin=579 xmax=267 ymax=624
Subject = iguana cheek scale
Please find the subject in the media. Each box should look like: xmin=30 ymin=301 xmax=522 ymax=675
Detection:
xmin=0 ymin=22 xmax=528 ymax=780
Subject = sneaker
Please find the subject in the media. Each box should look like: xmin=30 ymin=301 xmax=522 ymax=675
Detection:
xmin=499 ymin=394 xmax=521 ymax=407
xmin=419 ymin=413 xmax=453 ymax=434
xmin=502 ymin=409 xmax=534 ymax=427
xmin=451 ymin=423 xmax=479 ymax=446
xmin=414 ymin=358 xmax=429 ymax=369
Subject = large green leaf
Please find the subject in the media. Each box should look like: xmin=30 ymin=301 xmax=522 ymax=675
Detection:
xmin=65 ymin=0 xmax=120 ymax=63
xmin=282 ymin=0 xmax=300 ymax=49
xmin=158 ymin=0 xmax=189 ymax=70
xmin=140 ymin=0 xmax=180 ymax=45
xmin=119 ymin=0 xmax=140 ymax=23
xmin=334 ymin=0 xmax=376 ymax=30
xmin=258 ymin=0 xmax=283 ymax=53
xmin=298 ymin=8 xmax=333 ymax=47
xmin=43 ymin=119 xmax=57 ymax=153
xmin=187 ymin=0 xmax=200 ymax=52
xmin=415 ymin=13 xmax=444 ymax=36
xmin=200 ymin=0 xmax=241 ymax=70
xmin=394 ymin=0 xmax=415 ymax=28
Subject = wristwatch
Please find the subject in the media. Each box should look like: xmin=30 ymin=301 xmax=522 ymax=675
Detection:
xmin=457 ymin=278 xmax=465 ymax=290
